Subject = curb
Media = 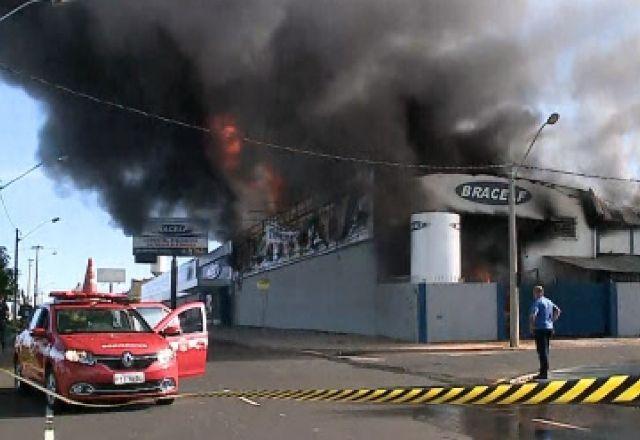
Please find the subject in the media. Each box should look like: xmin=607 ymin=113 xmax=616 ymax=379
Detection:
xmin=210 ymin=336 xmax=522 ymax=356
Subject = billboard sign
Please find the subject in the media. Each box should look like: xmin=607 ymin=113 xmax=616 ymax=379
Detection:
xmin=97 ymin=268 xmax=126 ymax=283
xmin=133 ymin=218 xmax=208 ymax=261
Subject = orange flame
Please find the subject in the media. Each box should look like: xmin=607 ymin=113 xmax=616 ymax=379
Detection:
xmin=472 ymin=267 xmax=492 ymax=283
xmin=212 ymin=115 xmax=242 ymax=172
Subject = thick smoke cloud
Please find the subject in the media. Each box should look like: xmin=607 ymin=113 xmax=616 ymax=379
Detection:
xmin=0 ymin=0 xmax=638 ymax=237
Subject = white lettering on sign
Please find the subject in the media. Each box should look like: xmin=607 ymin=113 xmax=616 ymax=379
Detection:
xmin=518 ymin=190 xmax=528 ymax=203
xmin=161 ymin=224 xmax=189 ymax=234
xmin=455 ymin=181 xmax=532 ymax=205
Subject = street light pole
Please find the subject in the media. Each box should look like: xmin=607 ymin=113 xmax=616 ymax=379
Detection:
xmin=27 ymin=258 xmax=34 ymax=306
xmin=0 ymin=0 xmax=70 ymax=24
xmin=0 ymin=156 xmax=67 ymax=191
xmin=0 ymin=0 xmax=42 ymax=23
xmin=11 ymin=217 xmax=60 ymax=319
xmin=508 ymin=113 xmax=559 ymax=348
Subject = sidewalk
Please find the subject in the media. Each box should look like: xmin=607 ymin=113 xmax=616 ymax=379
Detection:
xmin=210 ymin=325 xmax=640 ymax=355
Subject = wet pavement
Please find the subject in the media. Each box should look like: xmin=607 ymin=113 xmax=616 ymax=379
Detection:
xmin=1 ymin=341 xmax=639 ymax=439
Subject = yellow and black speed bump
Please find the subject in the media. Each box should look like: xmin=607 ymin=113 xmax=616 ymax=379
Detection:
xmin=2 ymin=367 xmax=640 ymax=408
xmin=193 ymin=375 xmax=640 ymax=406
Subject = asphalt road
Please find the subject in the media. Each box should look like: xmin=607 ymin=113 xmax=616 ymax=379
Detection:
xmin=1 ymin=342 xmax=639 ymax=440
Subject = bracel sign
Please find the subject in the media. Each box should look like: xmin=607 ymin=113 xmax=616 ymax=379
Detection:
xmin=455 ymin=181 xmax=532 ymax=205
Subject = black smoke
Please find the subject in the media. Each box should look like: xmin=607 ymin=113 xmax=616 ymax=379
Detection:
xmin=0 ymin=0 xmax=577 ymax=238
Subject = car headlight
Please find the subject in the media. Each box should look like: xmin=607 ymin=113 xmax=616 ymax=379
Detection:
xmin=64 ymin=350 xmax=95 ymax=366
xmin=157 ymin=348 xmax=175 ymax=367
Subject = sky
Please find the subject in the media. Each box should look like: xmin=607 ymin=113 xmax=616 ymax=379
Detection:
xmin=1 ymin=0 xmax=640 ymax=301
xmin=0 ymin=82 xmax=159 ymax=296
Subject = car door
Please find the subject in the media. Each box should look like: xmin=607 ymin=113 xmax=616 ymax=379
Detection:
xmin=32 ymin=307 xmax=51 ymax=382
xmin=154 ymin=303 xmax=208 ymax=378
xmin=19 ymin=307 xmax=42 ymax=379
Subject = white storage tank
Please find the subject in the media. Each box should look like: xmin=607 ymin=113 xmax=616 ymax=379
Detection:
xmin=411 ymin=212 xmax=461 ymax=283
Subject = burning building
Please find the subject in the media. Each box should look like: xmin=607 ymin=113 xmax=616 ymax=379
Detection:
xmin=221 ymin=171 xmax=640 ymax=341
xmin=3 ymin=1 xmax=640 ymax=341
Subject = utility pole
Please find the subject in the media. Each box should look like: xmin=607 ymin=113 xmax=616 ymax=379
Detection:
xmin=508 ymin=167 xmax=519 ymax=347
xmin=27 ymin=258 xmax=34 ymax=307
xmin=508 ymin=112 xmax=559 ymax=348
xmin=170 ymin=255 xmax=177 ymax=310
xmin=13 ymin=228 xmax=19 ymax=321
xmin=32 ymin=245 xmax=43 ymax=307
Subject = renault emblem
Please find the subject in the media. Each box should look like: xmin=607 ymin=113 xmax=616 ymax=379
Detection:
xmin=122 ymin=351 xmax=134 ymax=368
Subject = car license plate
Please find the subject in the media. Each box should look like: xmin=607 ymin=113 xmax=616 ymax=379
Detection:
xmin=113 ymin=372 xmax=145 ymax=385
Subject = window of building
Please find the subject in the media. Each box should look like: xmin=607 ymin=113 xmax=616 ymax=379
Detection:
xmin=549 ymin=217 xmax=577 ymax=239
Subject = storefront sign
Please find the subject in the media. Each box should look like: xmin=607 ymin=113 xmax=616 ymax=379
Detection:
xmin=455 ymin=181 xmax=531 ymax=205
xmin=133 ymin=218 xmax=208 ymax=261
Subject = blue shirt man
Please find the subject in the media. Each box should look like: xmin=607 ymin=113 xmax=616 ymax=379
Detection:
xmin=529 ymin=286 xmax=561 ymax=380
xmin=530 ymin=296 xmax=557 ymax=330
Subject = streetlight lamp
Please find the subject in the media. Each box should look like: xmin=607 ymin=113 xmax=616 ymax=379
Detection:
xmin=0 ymin=0 xmax=70 ymax=24
xmin=508 ymin=113 xmax=559 ymax=348
xmin=12 ymin=217 xmax=60 ymax=320
xmin=0 ymin=156 xmax=67 ymax=191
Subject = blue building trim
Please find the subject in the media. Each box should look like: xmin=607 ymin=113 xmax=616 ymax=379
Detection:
xmin=417 ymin=283 xmax=427 ymax=343
xmin=609 ymin=280 xmax=618 ymax=337
xmin=497 ymin=283 xmax=507 ymax=340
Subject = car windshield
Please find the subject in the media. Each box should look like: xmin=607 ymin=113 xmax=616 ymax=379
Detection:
xmin=135 ymin=307 xmax=170 ymax=328
xmin=56 ymin=308 xmax=152 ymax=334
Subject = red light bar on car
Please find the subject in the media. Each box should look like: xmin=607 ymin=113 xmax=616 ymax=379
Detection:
xmin=50 ymin=291 xmax=129 ymax=302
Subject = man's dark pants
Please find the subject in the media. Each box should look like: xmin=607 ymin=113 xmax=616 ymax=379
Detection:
xmin=534 ymin=329 xmax=553 ymax=379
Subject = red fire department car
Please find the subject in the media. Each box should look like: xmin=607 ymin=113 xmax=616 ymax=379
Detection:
xmin=13 ymin=291 xmax=207 ymax=409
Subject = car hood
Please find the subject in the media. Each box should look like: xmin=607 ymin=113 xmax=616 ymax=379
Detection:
xmin=59 ymin=332 xmax=168 ymax=355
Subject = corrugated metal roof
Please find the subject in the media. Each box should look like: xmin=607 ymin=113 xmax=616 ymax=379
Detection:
xmin=550 ymin=255 xmax=640 ymax=273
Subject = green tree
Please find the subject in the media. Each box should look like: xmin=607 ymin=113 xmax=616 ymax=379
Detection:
xmin=0 ymin=246 xmax=15 ymax=299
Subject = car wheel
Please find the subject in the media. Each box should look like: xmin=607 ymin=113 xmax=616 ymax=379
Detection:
xmin=14 ymin=360 xmax=26 ymax=394
xmin=45 ymin=370 xmax=62 ymax=412
xmin=156 ymin=398 xmax=175 ymax=405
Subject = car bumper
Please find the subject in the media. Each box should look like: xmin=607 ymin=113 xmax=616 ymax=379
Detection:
xmin=54 ymin=360 xmax=179 ymax=402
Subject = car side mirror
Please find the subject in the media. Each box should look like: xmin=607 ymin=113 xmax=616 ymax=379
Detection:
xmin=161 ymin=325 xmax=181 ymax=337
xmin=30 ymin=327 xmax=47 ymax=338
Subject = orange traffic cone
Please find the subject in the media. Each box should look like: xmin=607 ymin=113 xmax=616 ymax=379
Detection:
xmin=82 ymin=258 xmax=98 ymax=294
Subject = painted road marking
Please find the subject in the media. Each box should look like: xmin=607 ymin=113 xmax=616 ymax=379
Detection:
xmin=531 ymin=418 xmax=589 ymax=432
xmin=238 ymin=396 xmax=261 ymax=406
xmin=3 ymin=368 xmax=640 ymax=408
xmin=582 ymin=376 xmax=627 ymax=403
xmin=44 ymin=405 xmax=54 ymax=440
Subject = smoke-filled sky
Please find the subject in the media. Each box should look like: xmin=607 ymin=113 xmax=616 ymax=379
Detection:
xmin=1 ymin=0 xmax=640 ymax=288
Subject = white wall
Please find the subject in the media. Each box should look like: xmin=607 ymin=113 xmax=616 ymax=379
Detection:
xmin=616 ymin=283 xmax=640 ymax=337
xmin=235 ymin=241 xmax=378 ymax=335
xmin=600 ymin=229 xmax=631 ymax=254
xmin=522 ymin=188 xmax=594 ymax=283
xmin=634 ymin=229 xmax=640 ymax=255
xmin=375 ymin=282 xmax=417 ymax=341
xmin=426 ymin=283 xmax=497 ymax=342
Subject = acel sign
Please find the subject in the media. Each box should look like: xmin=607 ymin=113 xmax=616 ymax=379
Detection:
xmin=455 ymin=181 xmax=532 ymax=205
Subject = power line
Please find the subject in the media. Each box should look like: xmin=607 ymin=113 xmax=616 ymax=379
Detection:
xmin=0 ymin=61 xmax=506 ymax=172
xmin=0 ymin=191 xmax=16 ymax=228
xmin=1 ymin=61 xmax=639 ymax=182
xmin=521 ymin=165 xmax=640 ymax=184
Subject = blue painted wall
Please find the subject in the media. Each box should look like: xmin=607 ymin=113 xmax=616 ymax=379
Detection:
xmin=518 ymin=282 xmax=611 ymax=338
